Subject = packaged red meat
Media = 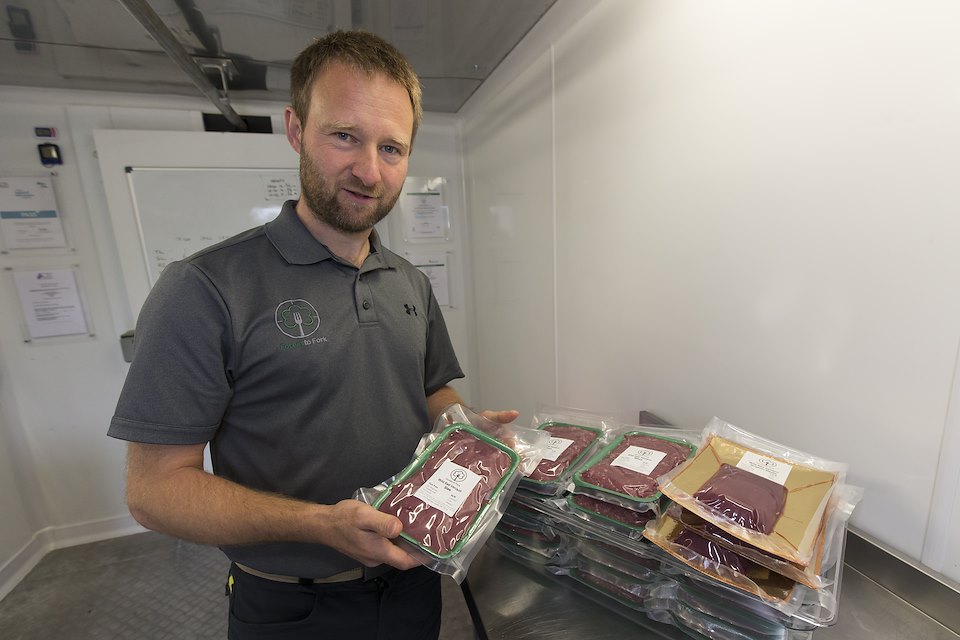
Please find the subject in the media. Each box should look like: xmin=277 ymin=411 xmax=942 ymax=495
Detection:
xmin=643 ymin=511 xmax=803 ymax=608
xmin=520 ymin=403 xmax=616 ymax=496
xmin=566 ymin=493 xmax=654 ymax=538
xmin=571 ymin=430 xmax=695 ymax=513
xmin=646 ymin=579 xmax=796 ymax=636
xmin=658 ymin=417 xmax=846 ymax=567
xmin=360 ymin=404 xmax=551 ymax=583
xmin=575 ymin=538 xmax=661 ymax=582
xmin=521 ymin=422 xmax=603 ymax=495
xmin=692 ymin=463 xmax=788 ymax=535
xmin=668 ymin=483 xmax=863 ymax=590
xmin=569 ymin=556 xmax=653 ymax=611
xmin=431 ymin=403 xmax=552 ymax=477
xmin=373 ymin=424 xmax=520 ymax=570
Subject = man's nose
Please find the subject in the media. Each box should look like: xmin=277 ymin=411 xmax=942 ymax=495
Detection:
xmin=351 ymin=146 xmax=382 ymax=187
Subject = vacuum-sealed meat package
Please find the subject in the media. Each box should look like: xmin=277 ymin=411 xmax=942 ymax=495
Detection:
xmin=572 ymin=430 xmax=695 ymax=512
xmin=566 ymin=493 xmax=655 ymax=537
xmin=520 ymin=404 xmax=615 ymax=496
xmin=522 ymin=422 xmax=602 ymax=494
xmin=375 ymin=424 xmax=520 ymax=559
xmin=658 ymin=417 xmax=846 ymax=567
xmin=643 ymin=511 xmax=801 ymax=608
xmin=692 ymin=463 xmax=788 ymax=535
xmin=359 ymin=404 xmax=551 ymax=583
xmin=569 ymin=557 xmax=652 ymax=610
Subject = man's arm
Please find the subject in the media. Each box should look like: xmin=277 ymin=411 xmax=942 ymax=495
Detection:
xmin=125 ymin=442 xmax=420 ymax=570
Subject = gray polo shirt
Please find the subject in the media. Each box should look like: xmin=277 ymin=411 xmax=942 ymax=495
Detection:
xmin=109 ymin=200 xmax=464 ymax=577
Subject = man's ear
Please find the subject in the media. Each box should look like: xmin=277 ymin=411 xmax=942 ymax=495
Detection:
xmin=284 ymin=106 xmax=303 ymax=154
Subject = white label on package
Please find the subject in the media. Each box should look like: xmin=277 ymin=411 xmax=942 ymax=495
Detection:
xmin=611 ymin=446 xmax=667 ymax=475
xmin=736 ymin=451 xmax=793 ymax=485
xmin=413 ymin=459 xmax=483 ymax=517
xmin=541 ymin=437 xmax=575 ymax=462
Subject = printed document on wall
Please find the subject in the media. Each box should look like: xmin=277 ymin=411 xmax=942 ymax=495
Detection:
xmin=0 ymin=176 xmax=67 ymax=249
xmin=13 ymin=268 xmax=89 ymax=339
xmin=400 ymin=177 xmax=449 ymax=241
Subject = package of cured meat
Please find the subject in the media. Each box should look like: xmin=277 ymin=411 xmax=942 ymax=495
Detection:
xmin=571 ymin=429 xmax=696 ymax=514
xmin=657 ymin=417 xmax=848 ymax=567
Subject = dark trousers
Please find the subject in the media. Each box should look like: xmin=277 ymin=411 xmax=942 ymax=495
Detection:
xmin=226 ymin=563 xmax=442 ymax=640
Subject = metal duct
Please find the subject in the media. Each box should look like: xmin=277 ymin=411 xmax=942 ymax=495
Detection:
xmin=116 ymin=0 xmax=247 ymax=131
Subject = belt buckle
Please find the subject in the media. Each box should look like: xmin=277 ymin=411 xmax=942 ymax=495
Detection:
xmin=361 ymin=564 xmax=394 ymax=582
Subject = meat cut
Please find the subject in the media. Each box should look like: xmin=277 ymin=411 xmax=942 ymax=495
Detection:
xmin=377 ymin=425 xmax=519 ymax=557
xmin=577 ymin=432 xmax=694 ymax=501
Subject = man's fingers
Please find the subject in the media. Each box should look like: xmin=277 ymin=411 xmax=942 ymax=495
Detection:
xmin=347 ymin=501 xmax=403 ymax=539
xmin=481 ymin=409 xmax=520 ymax=424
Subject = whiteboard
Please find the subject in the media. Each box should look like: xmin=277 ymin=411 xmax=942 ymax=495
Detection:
xmin=126 ymin=167 xmax=299 ymax=286
xmin=95 ymin=130 xmax=300 ymax=324
xmin=96 ymin=130 xmax=391 ymax=324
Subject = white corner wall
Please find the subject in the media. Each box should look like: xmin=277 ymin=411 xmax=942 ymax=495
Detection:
xmin=461 ymin=0 xmax=960 ymax=580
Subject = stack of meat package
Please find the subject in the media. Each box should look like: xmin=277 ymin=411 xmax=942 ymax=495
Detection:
xmin=491 ymin=411 xmax=862 ymax=640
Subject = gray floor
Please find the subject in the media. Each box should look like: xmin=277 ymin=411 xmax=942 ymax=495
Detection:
xmin=0 ymin=531 xmax=478 ymax=640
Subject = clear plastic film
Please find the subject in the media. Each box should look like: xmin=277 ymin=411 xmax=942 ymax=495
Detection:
xmin=433 ymin=403 xmax=551 ymax=476
xmin=355 ymin=404 xmax=550 ymax=583
xmin=564 ymin=555 xmax=656 ymax=612
xmin=520 ymin=403 xmax=617 ymax=496
xmin=499 ymin=481 xmax=851 ymax=629
xmin=643 ymin=483 xmax=862 ymax=619
xmin=563 ymin=493 xmax=655 ymax=539
xmin=643 ymin=509 xmax=806 ymax=613
xmin=570 ymin=424 xmax=699 ymax=514
xmin=646 ymin=579 xmax=796 ymax=638
xmin=657 ymin=417 xmax=847 ymax=567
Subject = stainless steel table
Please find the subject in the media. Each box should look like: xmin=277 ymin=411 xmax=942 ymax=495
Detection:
xmin=466 ymin=545 xmax=960 ymax=640
xmin=466 ymin=546 xmax=685 ymax=639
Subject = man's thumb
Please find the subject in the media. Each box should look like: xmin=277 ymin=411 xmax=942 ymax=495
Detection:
xmin=376 ymin=513 xmax=403 ymax=538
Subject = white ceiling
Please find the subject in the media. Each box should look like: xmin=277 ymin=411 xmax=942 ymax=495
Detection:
xmin=0 ymin=0 xmax=557 ymax=114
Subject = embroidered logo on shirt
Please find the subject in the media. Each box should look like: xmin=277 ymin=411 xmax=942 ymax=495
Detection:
xmin=404 ymin=304 xmax=418 ymax=316
xmin=275 ymin=299 xmax=320 ymax=338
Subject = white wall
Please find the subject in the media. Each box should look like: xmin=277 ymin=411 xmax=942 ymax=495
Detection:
xmin=461 ymin=0 xmax=960 ymax=581
xmin=0 ymin=87 xmax=472 ymax=600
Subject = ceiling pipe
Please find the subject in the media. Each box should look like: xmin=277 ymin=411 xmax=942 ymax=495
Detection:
xmin=117 ymin=0 xmax=247 ymax=131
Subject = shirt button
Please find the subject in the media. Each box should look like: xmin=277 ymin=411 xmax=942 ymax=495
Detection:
xmin=362 ymin=300 xmax=371 ymax=310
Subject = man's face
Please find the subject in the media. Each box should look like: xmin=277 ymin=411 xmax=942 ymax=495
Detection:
xmin=285 ymin=61 xmax=413 ymax=234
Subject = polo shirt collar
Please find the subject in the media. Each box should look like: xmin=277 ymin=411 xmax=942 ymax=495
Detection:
xmin=265 ymin=200 xmax=400 ymax=270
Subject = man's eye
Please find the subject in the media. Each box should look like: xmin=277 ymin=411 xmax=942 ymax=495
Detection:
xmin=336 ymin=132 xmax=351 ymax=141
xmin=382 ymin=145 xmax=399 ymax=155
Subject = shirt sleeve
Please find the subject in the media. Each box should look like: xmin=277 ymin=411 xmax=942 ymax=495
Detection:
xmin=107 ymin=261 xmax=233 ymax=445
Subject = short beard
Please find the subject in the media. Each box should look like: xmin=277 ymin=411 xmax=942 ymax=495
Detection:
xmin=299 ymin=149 xmax=400 ymax=234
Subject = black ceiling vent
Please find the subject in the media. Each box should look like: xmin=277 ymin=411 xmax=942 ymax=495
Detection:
xmin=202 ymin=113 xmax=273 ymax=133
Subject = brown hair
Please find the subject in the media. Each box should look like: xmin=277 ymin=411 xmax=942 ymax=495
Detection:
xmin=290 ymin=30 xmax=423 ymax=141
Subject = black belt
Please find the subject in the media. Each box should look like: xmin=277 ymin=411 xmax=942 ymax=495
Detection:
xmin=234 ymin=562 xmax=395 ymax=585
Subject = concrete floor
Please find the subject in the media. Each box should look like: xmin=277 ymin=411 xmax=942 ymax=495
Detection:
xmin=0 ymin=531 xmax=478 ymax=639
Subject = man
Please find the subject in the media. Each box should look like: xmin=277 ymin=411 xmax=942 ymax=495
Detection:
xmin=108 ymin=30 xmax=516 ymax=639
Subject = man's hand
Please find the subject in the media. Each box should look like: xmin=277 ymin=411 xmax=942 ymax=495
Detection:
xmin=315 ymin=499 xmax=421 ymax=570
xmin=479 ymin=409 xmax=520 ymax=424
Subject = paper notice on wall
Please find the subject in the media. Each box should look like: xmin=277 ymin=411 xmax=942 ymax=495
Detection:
xmin=13 ymin=268 xmax=89 ymax=339
xmin=0 ymin=177 xmax=67 ymax=249
xmin=400 ymin=185 xmax=448 ymax=241
xmin=408 ymin=253 xmax=450 ymax=306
